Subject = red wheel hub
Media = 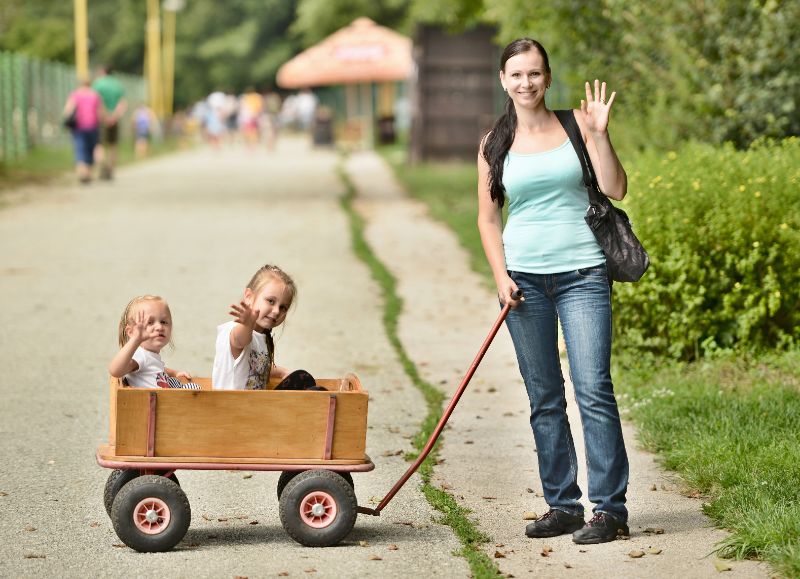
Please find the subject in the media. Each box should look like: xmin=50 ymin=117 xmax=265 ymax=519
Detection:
xmin=133 ymin=497 xmax=171 ymax=535
xmin=299 ymin=491 xmax=337 ymax=529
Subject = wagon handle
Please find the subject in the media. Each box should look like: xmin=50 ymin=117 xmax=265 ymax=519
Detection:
xmin=359 ymin=290 xmax=523 ymax=516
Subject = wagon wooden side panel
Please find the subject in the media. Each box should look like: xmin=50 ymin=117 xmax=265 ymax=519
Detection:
xmin=107 ymin=376 xmax=369 ymax=464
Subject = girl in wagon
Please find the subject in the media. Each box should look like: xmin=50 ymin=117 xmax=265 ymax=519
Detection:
xmin=213 ymin=264 xmax=322 ymax=391
xmin=109 ymin=295 xmax=199 ymax=389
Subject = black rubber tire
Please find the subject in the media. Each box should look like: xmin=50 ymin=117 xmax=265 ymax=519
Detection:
xmin=111 ymin=475 xmax=191 ymax=552
xmin=279 ymin=469 xmax=357 ymax=547
xmin=103 ymin=469 xmax=180 ymax=517
xmin=277 ymin=470 xmax=353 ymax=499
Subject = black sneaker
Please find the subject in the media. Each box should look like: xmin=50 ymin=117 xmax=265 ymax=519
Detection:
xmin=572 ymin=512 xmax=629 ymax=544
xmin=525 ymin=509 xmax=585 ymax=538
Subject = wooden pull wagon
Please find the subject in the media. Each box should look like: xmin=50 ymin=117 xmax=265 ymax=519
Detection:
xmin=97 ymin=297 xmax=518 ymax=553
xmin=97 ymin=375 xmax=374 ymax=552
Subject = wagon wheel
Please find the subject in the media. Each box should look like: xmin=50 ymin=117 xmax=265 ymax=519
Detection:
xmin=111 ymin=475 xmax=191 ymax=552
xmin=279 ymin=470 xmax=357 ymax=547
xmin=277 ymin=470 xmax=353 ymax=499
xmin=103 ymin=469 xmax=180 ymax=517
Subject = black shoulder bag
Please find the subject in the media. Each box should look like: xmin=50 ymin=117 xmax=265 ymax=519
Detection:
xmin=554 ymin=109 xmax=649 ymax=282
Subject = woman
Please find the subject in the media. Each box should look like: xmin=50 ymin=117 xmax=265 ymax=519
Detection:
xmin=63 ymin=77 xmax=103 ymax=183
xmin=477 ymin=38 xmax=629 ymax=545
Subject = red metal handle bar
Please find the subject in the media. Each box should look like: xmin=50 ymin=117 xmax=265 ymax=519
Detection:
xmin=359 ymin=291 xmax=522 ymax=516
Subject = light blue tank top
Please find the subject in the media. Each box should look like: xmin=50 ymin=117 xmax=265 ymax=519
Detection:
xmin=502 ymin=139 xmax=604 ymax=274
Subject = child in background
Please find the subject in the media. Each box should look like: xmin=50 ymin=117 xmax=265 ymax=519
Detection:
xmin=109 ymin=295 xmax=199 ymax=389
xmin=212 ymin=264 xmax=322 ymax=391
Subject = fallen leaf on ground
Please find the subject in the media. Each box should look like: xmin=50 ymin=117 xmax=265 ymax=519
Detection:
xmin=644 ymin=527 xmax=665 ymax=534
xmin=494 ymin=550 xmax=506 ymax=558
xmin=535 ymin=491 xmax=544 ymax=497
xmin=523 ymin=511 xmax=538 ymax=520
xmin=217 ymin=517 xmax=228 ymax=522
xmin=495 ymin=543 xmax=505 ymax=548
xmin=242 ymin=473 xmax=253 ymax=479
xmin=278 ymin=573 xmax=289 ymax=577
xmin=526 ymin=488 xmax=534 ymax=494
xmin=24 ymin=554 xmax=45 ymax=559
xmin=0 ymin=491 xmax=8 ymax=496
xmin=304 ymin=569 xmax=316 ymax=574
xmin=201 ymin=514 xmax=211 ymax=521
xmin=482 ymin=496 xmax=497 ymax=500
xmin=714 ymin=560 xmax=733 ymax=572
xmin=207 ymin=534 xmax=219 ymax=539
xmin=249 ymin=520 xmax=259 ymax=525
xmin=649 ymin=484 xmax=657 ymax=491
xmin=89 ymin=521 xmax=99 ymax=528
xmin=24 ymin=525 xmax=36 ymax=532
xmin=368 ymin=555 xmax=382 ymax=561
xmin=234 ymin=576 xmax=248 ymax=579
xmin=648 ymin=547 xmax=662 ymax=555
xmin=111 ymin=543 xmax=127 ymax=548
xmin=435 ymin=458 xmax=446 ymax=465
xmin=359 ymin=540 xmax=369 ymax=547
xmin=541 ymin=546 xmax=553 ymax=557
xmin=388 ymin=544 xmax=398 ymax=550
xmin=487 ymin=387 xmax=497 ymax=393
xmin=464 ymin=440 xmax=474 ymax=445
xmin=564 ymin=563 xmax=573 ymax=569
xmin=503 ymin=412 xmax=514 ymax=417
xmin=628 ymin=550 xmax=645 ymax=558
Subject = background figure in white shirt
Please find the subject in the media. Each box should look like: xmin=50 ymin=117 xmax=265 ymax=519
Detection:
xmin=212 ymin=264 xmax=321 ymax=391
xmin=108 ymin=295 xmax=196 ymax=389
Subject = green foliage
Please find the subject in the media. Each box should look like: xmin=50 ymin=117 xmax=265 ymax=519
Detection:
xmin=615 ymin=350 xmax=800 ymax=574
xmin=0 ymin=0 xmax=301 ymax=107
xmin=614 ymin=138 xmax=800 ymax=360
xmin=292 ymin=0 xmax=409 ymax=46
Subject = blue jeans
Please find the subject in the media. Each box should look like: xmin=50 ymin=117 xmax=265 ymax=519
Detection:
xmin=505 ymin=265 xmax=629 ymax=521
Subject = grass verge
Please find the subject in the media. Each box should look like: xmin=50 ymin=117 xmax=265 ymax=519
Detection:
xmin=379 ymin=144 xmax=800 ymax=576
xmin=0 ymin=138 xmax=185 ymax=193
xmin=615 ymin=351 xmax=800 ymax=577
xmin=337 ymin=160 xmax=501 ymax=578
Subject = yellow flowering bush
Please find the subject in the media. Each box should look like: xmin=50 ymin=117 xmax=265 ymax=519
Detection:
xmin=613 ymin=138 xmax=800 ymax=360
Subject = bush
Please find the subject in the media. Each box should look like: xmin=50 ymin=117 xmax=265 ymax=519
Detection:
xmin=614 ymin=137 xmax=800 ymax=360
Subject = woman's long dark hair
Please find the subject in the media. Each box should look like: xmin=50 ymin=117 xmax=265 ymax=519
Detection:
xmin=482 ymin=38 xmax=551 ymax=207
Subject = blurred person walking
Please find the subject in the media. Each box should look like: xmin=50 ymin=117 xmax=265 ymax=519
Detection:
xmin=92 ymin=65 xmax=127 ymax=180
xmin=132 ymin=103 xmax=158 ymax=159
xmin=63 ymin=77 xmax=104 ymax=184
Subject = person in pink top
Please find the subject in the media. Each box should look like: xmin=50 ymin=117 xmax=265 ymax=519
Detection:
xmin=62 ymin=77 xmax=104 ymax=183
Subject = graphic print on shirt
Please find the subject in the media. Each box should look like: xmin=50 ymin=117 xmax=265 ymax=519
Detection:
xmin=245 ymin=349 xmax=271 ymax=390
xmin=155 ymin=371 xmax=170 ymax=389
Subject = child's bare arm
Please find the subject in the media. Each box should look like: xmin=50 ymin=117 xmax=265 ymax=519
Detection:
xmin=165 ymin=367 xmax=193 ymax=380
xmin=270 ymin=364 xmax=290 ymax=381
xmin=228 ymin=301 xmax=260 ymax=359
xmin=108 ymin=310 xmax=154 ymax=377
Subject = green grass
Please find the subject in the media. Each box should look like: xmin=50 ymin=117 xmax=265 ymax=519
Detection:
xmin=616 ymin=350 xmax=800 ymax=576
xmin=0 ymin=138 xmax=185 ymax=193
xmin=379 ymin=144 xmax=800 ymax=577
xmin=337 ymin=160 xmax=501 ymax=578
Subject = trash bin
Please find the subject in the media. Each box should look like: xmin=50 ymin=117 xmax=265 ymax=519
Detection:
xmin=377 ymin=115 xmax=396 ymax=144
xmin=312 ymin=107 xmax=334 ymax=146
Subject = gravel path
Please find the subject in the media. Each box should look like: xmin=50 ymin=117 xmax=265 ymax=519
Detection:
xmin=0 ymin=139 xmax=467 ymax=578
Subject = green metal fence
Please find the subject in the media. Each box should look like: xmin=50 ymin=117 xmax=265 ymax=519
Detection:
xmin=0 ymin=51 xmax=146 ymax=164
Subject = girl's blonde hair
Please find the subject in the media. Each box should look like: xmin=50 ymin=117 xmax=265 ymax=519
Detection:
xmin=246 ymin=264 xmax=297 ymax=306
xmin=118 ymin=295 xmax=172 ymax=347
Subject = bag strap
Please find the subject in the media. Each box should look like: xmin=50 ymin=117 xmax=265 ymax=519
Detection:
xmin=554 ymin=109 xmax=603 ymax=205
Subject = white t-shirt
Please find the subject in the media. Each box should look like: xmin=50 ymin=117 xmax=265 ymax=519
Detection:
xmin=212 ymin=321 xmax=272 ymax=390
xmin=125 ymin=347 xmax=169 ymax=389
